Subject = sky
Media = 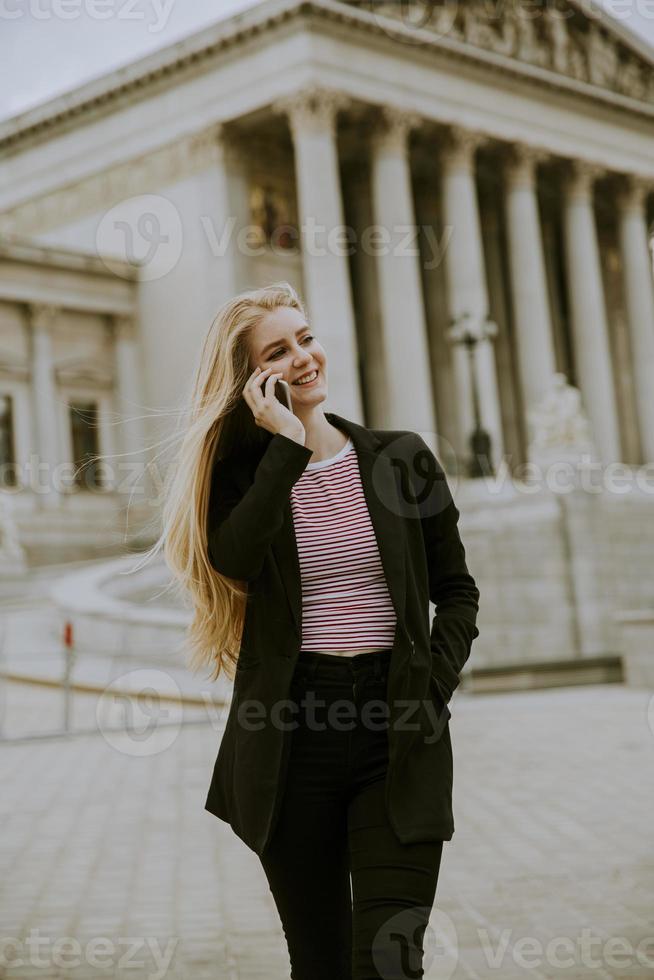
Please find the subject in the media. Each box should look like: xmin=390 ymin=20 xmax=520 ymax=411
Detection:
xmin=1 ymin=0 xmax=654 ymax=125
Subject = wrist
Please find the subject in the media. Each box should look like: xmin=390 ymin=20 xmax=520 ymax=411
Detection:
xmin=277 ymin=425 xmax=306 ymax=446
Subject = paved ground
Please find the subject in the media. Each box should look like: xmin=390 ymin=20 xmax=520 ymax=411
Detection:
xmin=1 ymin=677 xmax=653 ymax=980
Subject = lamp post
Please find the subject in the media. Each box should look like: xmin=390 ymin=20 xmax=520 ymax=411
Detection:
xmin=447 ymin=312 xmax=498 ymax=478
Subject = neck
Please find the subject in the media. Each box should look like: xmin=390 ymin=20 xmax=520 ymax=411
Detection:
xmin=293 ymin=406 xmax=347 ymax=462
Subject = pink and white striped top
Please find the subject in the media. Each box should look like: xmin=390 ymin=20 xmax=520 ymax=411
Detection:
xmin=290 ymin=438 xmax=397 ymax=652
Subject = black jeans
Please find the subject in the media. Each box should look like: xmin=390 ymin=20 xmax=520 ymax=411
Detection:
xmin=259 ymin=648 xmax=444 ymax=980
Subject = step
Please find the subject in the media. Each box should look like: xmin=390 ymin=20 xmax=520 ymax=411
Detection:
xmin=465 ymin=654 xmax=623 ymax=694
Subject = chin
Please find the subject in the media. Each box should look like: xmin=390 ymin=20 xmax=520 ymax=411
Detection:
xmin=293 ymin=389 xmax=326 ymax=405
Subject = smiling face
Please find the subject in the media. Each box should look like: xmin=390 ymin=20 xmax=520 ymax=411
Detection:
xmin=248 ymin=305 xmax=327 ymax=404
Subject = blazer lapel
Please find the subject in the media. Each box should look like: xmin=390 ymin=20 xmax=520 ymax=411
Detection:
xmin=270 ymin=412 xmax=408 ymax=641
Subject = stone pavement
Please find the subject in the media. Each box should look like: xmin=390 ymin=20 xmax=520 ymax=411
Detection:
xmin=1 ymin=679 xmax=653 ymax=980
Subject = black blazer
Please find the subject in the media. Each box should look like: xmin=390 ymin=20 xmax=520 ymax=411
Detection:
xmin=204 ymin=411 xmax=480 ymax=856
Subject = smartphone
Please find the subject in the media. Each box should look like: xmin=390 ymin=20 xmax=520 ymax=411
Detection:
xmin=274 ymin=378 xmax=293 ymax=412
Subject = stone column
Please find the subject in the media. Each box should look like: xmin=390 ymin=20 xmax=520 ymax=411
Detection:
xmin=503 ymin=144 xmax=558 ymax=417
xmin=368 ymin=106 xmax=437 ymax=434
xmin=199 ymin=125 xmax=242 ymax=325
xmin=113 ymin=314 xmax=148 ymax=495
xmin=28 ymin=303 xmax=61 ymax=504
xmin=562 ymin=160 xmax=621 ymax=463
xmin=440 ymin=126 xmax=504 ymax=468
xmin=132 ymin=124 xmax=240 ymax=417
xmin=273 ymin=87 xmax=363 ymax=421
xmin=616 ymin=174 xmax=654 ymax=463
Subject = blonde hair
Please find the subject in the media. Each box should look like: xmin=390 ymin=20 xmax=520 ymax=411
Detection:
xmin=160 ymin=281 xmax=308 ymax=682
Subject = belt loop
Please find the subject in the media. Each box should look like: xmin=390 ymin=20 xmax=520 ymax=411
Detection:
xmin=373 ymin=653 xmax=382 ymax=680
xmin=308 ymin=656 xmax=320 ymax=682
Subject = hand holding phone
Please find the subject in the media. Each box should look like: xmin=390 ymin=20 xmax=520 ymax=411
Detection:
xmin=242 ymin=367 xmax=304 ymax=442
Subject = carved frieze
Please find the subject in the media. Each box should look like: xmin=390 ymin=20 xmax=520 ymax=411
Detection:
xmin=348 ymin=0 xmax=654 ymax=103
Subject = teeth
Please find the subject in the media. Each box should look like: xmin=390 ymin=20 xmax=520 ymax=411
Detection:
xmin=294 ymin=370 xmax=318 ymax=385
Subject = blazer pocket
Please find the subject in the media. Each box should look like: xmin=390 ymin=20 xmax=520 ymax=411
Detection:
xmin=424 ymin=674 xmax=451 ymax=744
xmin=429 ymin=672 xmax=449 ymax=715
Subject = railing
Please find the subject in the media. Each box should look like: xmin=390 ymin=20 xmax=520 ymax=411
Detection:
xmin=0 ymin=622 xmax=229 ymax=743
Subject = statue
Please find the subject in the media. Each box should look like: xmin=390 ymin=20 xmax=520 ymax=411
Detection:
xmin=0 ymin=492 xmax=26 ymax=576
xmin=527 ymin=373 xmax=598 ymax=466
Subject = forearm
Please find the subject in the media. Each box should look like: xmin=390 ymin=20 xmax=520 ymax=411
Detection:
xmin=414 ymin=437 xmax=480 ymax=701
xmin=207 ymin=432 xmax=312 ymax=580
xmin=430 ymin=608 xmax=480 ymax=702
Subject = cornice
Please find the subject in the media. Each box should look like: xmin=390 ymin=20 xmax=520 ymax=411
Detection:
xmin=0 ymin=234 xmax=138 ymax=280
xmin=1 ymin=0 xmax=653 ymax=160
xmin=0 ymin=0 xmax=307 ymax=155
xmin=0 ymin=127 xmax=227 ymax=237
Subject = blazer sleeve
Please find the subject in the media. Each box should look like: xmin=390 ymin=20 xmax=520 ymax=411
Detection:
xmin=412 ymin=434 xmax=480 ymax=704
xmin=207 ymin=432 xmax=313 ymax=580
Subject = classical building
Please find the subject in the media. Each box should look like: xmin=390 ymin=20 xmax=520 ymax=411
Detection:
xmin=1 ymin=0 xmax=653 ymax=674
xmin=0 ymin=238 xmax=153 ymax=562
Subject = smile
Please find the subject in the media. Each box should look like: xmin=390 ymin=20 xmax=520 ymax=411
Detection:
xmin=292 ymin=370 xmax=319 ymax=386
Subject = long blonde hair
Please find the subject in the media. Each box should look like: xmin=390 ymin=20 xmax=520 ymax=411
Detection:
xmin=161 ymin=281 xmax=308 ymax=682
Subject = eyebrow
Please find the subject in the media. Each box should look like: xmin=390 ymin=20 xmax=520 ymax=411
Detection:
xmin=260 ymin=326 xmax=311 ymax=357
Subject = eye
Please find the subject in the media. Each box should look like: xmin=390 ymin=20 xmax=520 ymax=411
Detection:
xmin=269 ymin=335 xmax=314 ymax=359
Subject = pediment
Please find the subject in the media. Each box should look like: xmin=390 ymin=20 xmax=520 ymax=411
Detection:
xmin=343 ymin=0 xmax=654 ymax=103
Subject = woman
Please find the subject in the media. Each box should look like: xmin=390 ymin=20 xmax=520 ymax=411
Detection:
xmin=162 ymin=281 xmax=480 ymax=979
